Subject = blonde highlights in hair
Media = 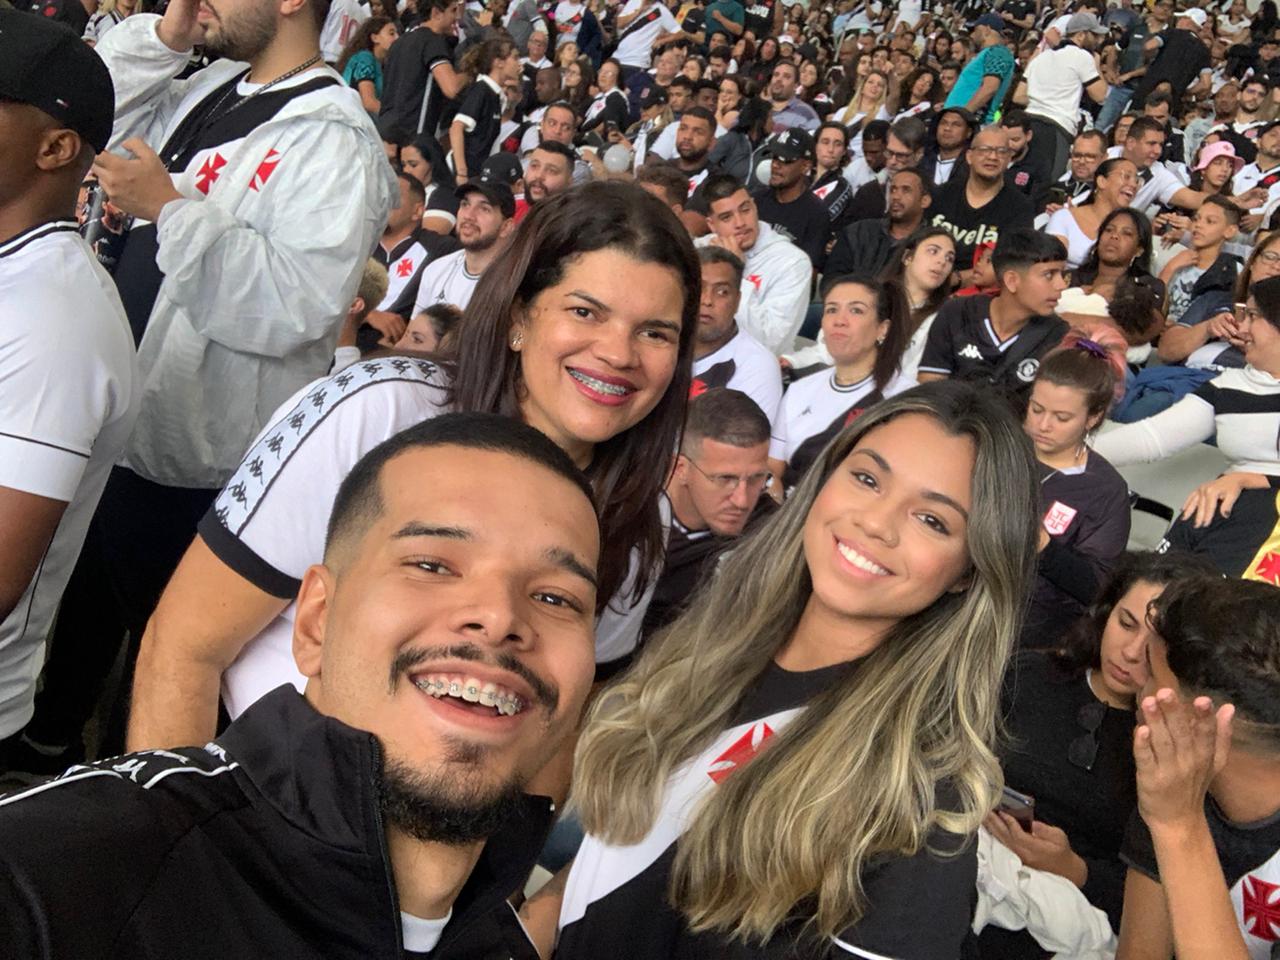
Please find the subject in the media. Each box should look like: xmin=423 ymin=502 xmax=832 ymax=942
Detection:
xmin=572 ymin=382 xmax=1039 ymax=944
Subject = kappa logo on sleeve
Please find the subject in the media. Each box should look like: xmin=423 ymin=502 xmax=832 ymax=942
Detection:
xmin=707 ymin=722 xmax=774 ymax=784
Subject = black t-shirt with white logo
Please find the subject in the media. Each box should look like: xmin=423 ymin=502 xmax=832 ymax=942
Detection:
xmin=928 ymin=181 xmax=1035 ymax=268
xmin=1122 ymin=797 xmax=1280 ymax=956
xmin=919 ymin=294 xmax=1068 ymax=401
xmin=742 ymin=0 xmax=775 ymax=38
xmin=557 ymin=659 xmax=979 ymax=959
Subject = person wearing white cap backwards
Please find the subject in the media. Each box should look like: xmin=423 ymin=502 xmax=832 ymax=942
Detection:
xmin=1129 ymin=6 xmax=1213 ymax=112
xmin=1016 ymin=12 xmax=1110 ymax=183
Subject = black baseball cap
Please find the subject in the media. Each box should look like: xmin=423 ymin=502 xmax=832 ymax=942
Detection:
xmin=456 ymin=161 xmax=518 ymax=218
xmin=763 ymin=128 xmax=816 ymax=162
xmin=639 ymin=86 xmax=669 ymax=110
xmin=0 ymin=9 xmax=115 ymax=153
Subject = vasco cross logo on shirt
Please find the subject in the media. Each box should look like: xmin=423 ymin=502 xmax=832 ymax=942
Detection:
xmin=195 ymin=152 xmax=228 ymax=195
xmin=706 ymin=722 xmax=774 ymax=784
xmin=1243 ymin=874 xmax=1280 ymax=941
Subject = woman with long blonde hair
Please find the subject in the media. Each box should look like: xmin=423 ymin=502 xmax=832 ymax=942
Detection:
xmin=837 ymin=68 xmax=890 ymax=130
xmin=536 ymin=381 xmax=1040 ymax=958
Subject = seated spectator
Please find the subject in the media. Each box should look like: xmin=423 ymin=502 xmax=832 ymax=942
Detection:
xmin=929 ymin=125 xmax=1036 ymax=278
xmin=1022 ymin=335 xmax=1132 ymax=645
xmin=690 ymin=248 xmax=784 ymax=425
xmin=332 ymin=259 xmax=391 ymax=371
xmin=826 ymin=168 xmax=932 ymax=279
xmin=1117 ymin=576 xmax=1280 ymax=960
xmin=841 ymin=117 xmax=889 ymax=190
xmin=1095 ymin=276 xmax=1280 ymax=581
xmin=523 ymin=141 xmax=576 ymax=208
xmin=337 ymin=16 xmax=399 ymax=114
xmin=373 ymin=171 xmax=459 ymax=322
xmin=400 ymin=135 xmax=458 ymax=234
xmin=1046 ymin=158 xmax=1141 ymax=270
xmin=634 ymin=162 xmax=690 ymax=217
xmin=396 ymin=303 xmax=464 ymax=355
xmin=641 ymin=388 xmax=776 ymax=639
xmin=412 ymin=165 xmax=518 ymax=313
xmin=920 ymin=106 xmax=975 ymax=188
xmin=1072 ymin=208 xmax=1165 ymax=306
xmin=769 ymin=275 xmax=917 ymax=494
xmin=844 ymin=116 xmax=928 ymax=223
xmin=1157 ymin=196 xmax=1242 ymax=343
xmin=887 ymin=227 xmax=958 ymax=381
xmin=919 ymin=229 xmax=1070 ymax=407
xmin=536 ymin=382 xmax=1041 ymax=960
xmin=810 ymin=121 xmax=856 ymax=230
xmin=0 ymin=414 xmax=602 ymax=959
xmin=697 ymin=173 xmax=812 ymax=354
xmin=754 ymin=130 xmax=831 ymax=268
xmin=980 ymin=551 xmax=1217 ymax=957
xmin=765 ymin=59 xmax=820 ymax=132
xmin=0 ymin=13 xmax=138 ymax=752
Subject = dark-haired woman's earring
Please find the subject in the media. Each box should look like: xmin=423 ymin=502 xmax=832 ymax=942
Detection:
xmin=510 ymin=332 xmax=523 ymax=349
xmin=876 ymin=336 xmax=885 ymax=346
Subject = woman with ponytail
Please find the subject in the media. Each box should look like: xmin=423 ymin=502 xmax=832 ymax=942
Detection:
xmin=1021 ymin=331 xmax=1132 ymax=647
xmin=532 ymin=380 xmax=1040 ymax=959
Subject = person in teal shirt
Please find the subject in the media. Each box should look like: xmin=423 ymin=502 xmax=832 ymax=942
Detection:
xmin=703 ymin=0 xmax=744 ymax=45
xmin=943 ymin=14 xmax=1015 ymax=125
xmin=339 ymin=16 xmax=400 ymax=114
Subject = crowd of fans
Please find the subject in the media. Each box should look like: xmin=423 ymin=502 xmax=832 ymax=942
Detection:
xmin=4 ymin=0 xmax=1280 ymax=953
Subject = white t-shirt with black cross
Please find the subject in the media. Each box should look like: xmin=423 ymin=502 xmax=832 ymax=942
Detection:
xmin=412 ymin=248 xmax=482 ymax=314
xmin=0 ymin=223 xmax=138 ymax=737
xmin=770 ymin=369 xmax=916 ymax=465
xmin=691 ymin=328 xmax=785 ymax=427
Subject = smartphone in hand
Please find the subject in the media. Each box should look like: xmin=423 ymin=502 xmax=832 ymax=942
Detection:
xmin=997 ymin=785 xmax=1035 ymax=833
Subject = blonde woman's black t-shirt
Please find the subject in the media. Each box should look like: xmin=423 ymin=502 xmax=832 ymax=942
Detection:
xmin=556 ymin=659 xmax=979 ymax=959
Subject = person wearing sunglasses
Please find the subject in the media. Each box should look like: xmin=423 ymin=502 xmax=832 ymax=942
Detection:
xmin=768 ymin=275 xmax=917 ymax=497
xmin=640 ymin=388 xmax=776 ymax=642
xmin=979 ymin=551 xmax=1217 ymax=957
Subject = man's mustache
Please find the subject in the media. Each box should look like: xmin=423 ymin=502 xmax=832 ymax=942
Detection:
xmin=390 ymin=644 xmax=559 ymax=712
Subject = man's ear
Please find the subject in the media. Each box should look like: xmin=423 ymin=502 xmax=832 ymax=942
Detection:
xmin=293 ymin=564 xmax=336 ymax=681
xmin=37 ymin=128 xmax=84 ymax=174
xmin=347 ymin=296 xmax=366 ymax=320
xmin=920 ymin=190 xmax=932 ymax=211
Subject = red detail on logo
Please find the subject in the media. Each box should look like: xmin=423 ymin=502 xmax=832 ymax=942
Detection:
xmin=1243 ymin=875 xmax=1280 ymax=940
xmin=195 ymin=152 xmax=227 ymax=195
xmin=813 ymin=181 xmax=836 ymax=200
xmin=249 ymin=149 xmax=281 ymax=192
xmin=746 ymin=273 xmax=763 ymax=291
xmin=706 ymin=722 xmax=774 ymax=784
xmin=395 ymin=257 xmax=416 ymax=278
xmin=1015 ymin=171 xmax=1030 ymax=186
xmin=689 ymin=378 xmax=709 ymax=399
xmin=1255 ymin=551 xmax=1280 ymax=586
xmin=843 ymin=408 xmax=865 ymax=427
xmin=1043 ymin=500 xmax=1079 ymax=537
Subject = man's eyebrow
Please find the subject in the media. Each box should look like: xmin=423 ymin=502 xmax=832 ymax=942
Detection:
xmin=391 ymin=523 xmax=472 ymax=541
xmin=849 ymin=448 xmax=971 ymax=520
xmin=545 ymin=546 xmax=598 ymax=589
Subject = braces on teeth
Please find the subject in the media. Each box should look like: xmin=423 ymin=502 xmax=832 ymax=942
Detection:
xmin=414 ymin=677 xmax=524 ymax=716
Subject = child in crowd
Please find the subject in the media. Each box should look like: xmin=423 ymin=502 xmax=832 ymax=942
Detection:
xmin=1157 ymin=196 xmax=1241 ymax=336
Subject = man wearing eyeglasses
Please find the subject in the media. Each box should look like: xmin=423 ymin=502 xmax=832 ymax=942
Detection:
xmin=928 ymin=125 xmax=1035 ymax=284
xmin=641 ymin=388 xmax=775 ymax=639
xmin=843 ymin=116 xmax=928 ymax=223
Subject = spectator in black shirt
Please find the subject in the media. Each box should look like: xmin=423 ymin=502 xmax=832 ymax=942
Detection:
xmin=449 ymin=38 xmax=523 ymax=180
xmin=920 ymin=105 xmax=975 ymax=187
xmin=641 ymin=388 xmax=775 ymax=641
xmin=752 ymin=128 xmax=830 ymax=268
xmin=379 ymin=0 xmax=465 ymax=141
xmin=928 ymin=125 xmax=1036 ymax=279
xmin=980 ymin=551 xmax=1217 ymax=958
xmin=1003 ymin=109 xmax=1053 ymax=212
xmin=25 ymin=0 xmax=90 ymax=36
xmin=826 ymin=168 xmax=931 ymax=278
xmin=1130 ymin=8 xmax=1211 ymax=110
xmin=919 ymin=228 xmax=1069 ymax=405
xmin=810 ymin=121 xmax=856 ymax=229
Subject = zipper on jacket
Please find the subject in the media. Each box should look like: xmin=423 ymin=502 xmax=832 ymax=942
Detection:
xmin=369 ymin=737 xmax=406 ymax=956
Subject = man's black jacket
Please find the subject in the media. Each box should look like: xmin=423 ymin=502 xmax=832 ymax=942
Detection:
xmin=0 ymin=686 xmax=550 ymax=959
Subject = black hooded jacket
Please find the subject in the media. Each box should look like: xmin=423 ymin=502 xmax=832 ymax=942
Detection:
xmin=0 ymin=686 xmax=550 ymax=959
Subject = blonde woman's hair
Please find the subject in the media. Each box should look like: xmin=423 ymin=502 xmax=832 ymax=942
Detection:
xmin=839 ymin=69 xmax=889 ymax=126
xmin=572 ymin=380 xmax=1039 ymax=945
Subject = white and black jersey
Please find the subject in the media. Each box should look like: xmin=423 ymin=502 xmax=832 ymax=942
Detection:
xmin=1123 ymin=799 xmax=1280 ymax=959
xmin=372 ymin=229 xmax=459 ymax=317
xmin=918 ymin=294 xmax=1068 ymax=398
xmin=1093 ymin=365 xmax=1280 ymax=475
xmin=379 ymin=25 xmax=454 ymax=140
xmin=557 ymin=660 xmax=979 ymax=959
xmin=412 ymin=249 xmax=482 ymax=313
xmin=771 ymin=369 xmax=916 ymax=491
xmin=691 ymin=328 xmax=784 ymax=426
xmin=453 ymin=74 xmax=505 ymax=173
xmin=581 ymin=88 xmax=629 ymax=133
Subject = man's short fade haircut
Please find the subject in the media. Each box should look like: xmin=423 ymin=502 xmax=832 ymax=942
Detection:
xmin=681 ymin=388 xmax=771 ymax=452
xmin=324 ymin=412 xmax=596 ymax=562
xmin=698 ymin=245 xmax=745 ymax=286
xmin=861 ymin=118 xmax=890 ymax=143
xmin=1126 ymin=116 xmax=1166 ymax=142
xmin=1202 ymin=194 xmax=1243 ymax=226
xmin=1152 ymin=575 xmax=1280 ymax=752
xmin=397 ymin=171 xmax=427 ymax=206
xmin=1074 ymin=129 xmax=1107 ymax=150
xmin=702 ymin=172 xmax=747 ymax=206
xmin=636 ymin=162 xmax=691 ymax=205
xmin=668 ymin=76 xmax=696 ymax=92
xmin=532 ymin=139 xmax=576 ymax=164
xmin=992 ymin=227 xmax=1067 ymax=277
xmin=681 ymin=105 xmax=716 ymax=129
xmin=1000 ymin=109 xmax=1032 ymax=133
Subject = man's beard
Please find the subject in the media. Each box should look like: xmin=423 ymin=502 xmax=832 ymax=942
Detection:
xmin=203 ymin=1 xmax=278 ymax=62
xmin=379 ymin=753 xmax=528 ymax=845
xmin=461 ymin=229 xmax=499 ymax=252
